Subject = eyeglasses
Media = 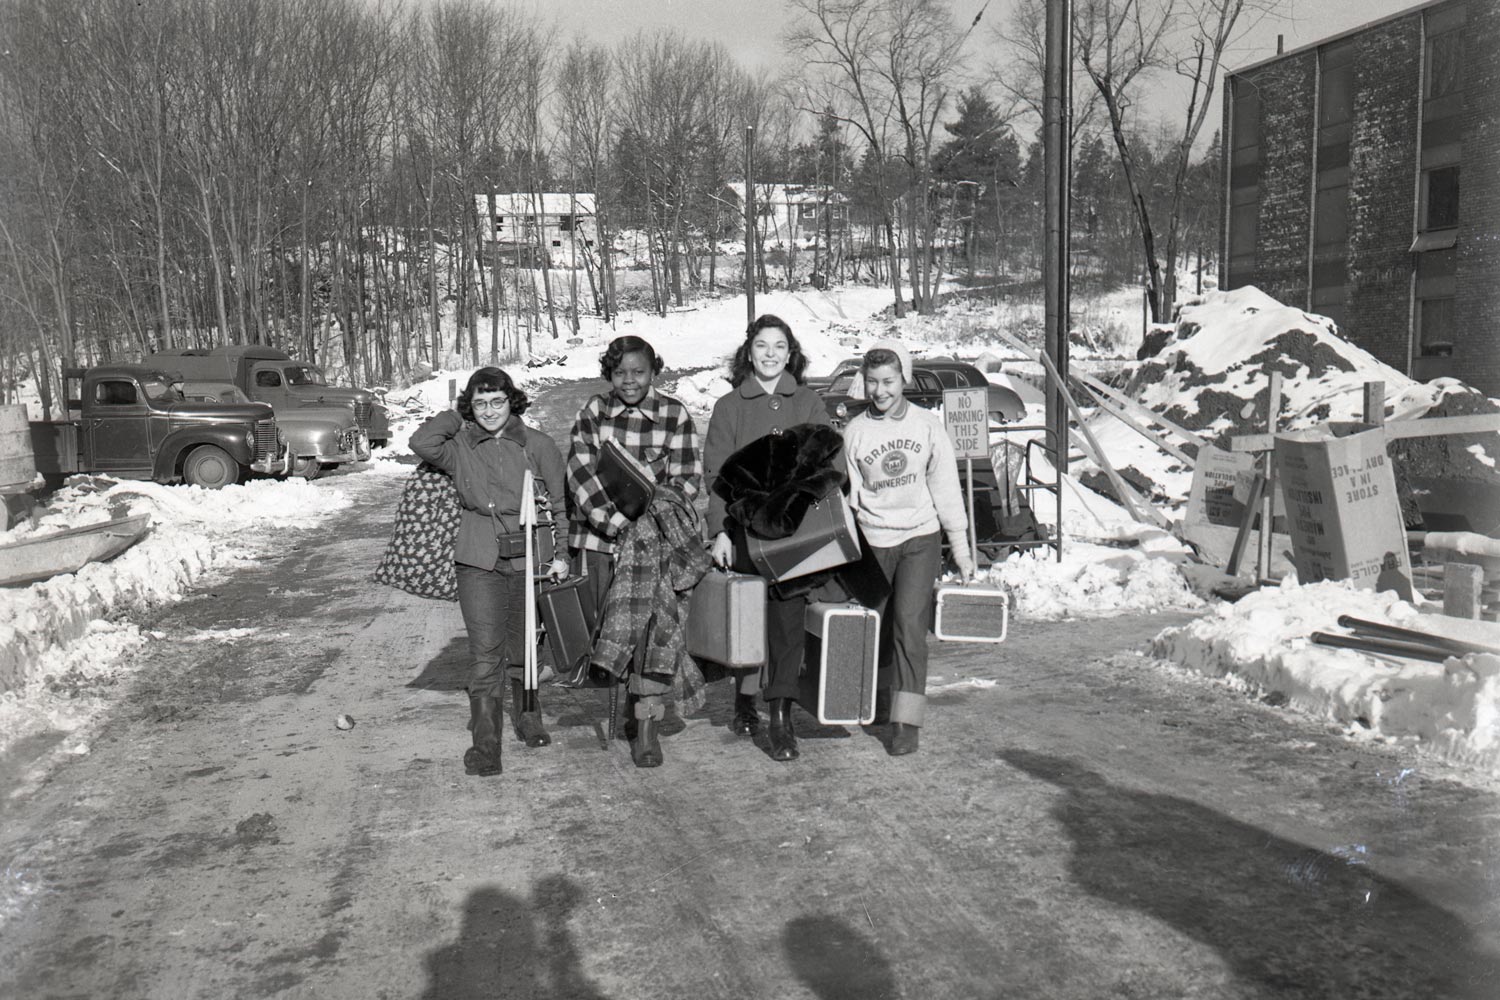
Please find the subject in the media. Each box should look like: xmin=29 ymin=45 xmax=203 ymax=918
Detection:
xmin=472 ymin=399 xmax=508 ymax=412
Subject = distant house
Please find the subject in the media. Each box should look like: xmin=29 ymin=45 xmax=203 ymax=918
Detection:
xmin=723 ymin=183 xmax=849 ymax=246
xmin=474 ymin=193 xmax=597 ymax=267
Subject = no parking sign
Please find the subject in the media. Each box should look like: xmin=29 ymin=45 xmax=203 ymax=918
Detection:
xmin=942 ymin=388 xmax=988 ymax=459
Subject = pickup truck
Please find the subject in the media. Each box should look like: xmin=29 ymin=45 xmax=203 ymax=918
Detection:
xmin=179 ymin=381 xmax=366 ymax=479
xmin=144 ymin=346 xmax=390 ymax=448
xmin=29 ymin=366 xmax=288 ymax=488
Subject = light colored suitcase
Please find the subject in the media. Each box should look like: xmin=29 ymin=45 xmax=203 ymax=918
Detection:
xmin=933 ymin=584 xmax=1010 ymax=643
xmin=801 ymin=602 xmax=880 ymax=725
xmin=687 ymin=570 xmax=767 ymax=668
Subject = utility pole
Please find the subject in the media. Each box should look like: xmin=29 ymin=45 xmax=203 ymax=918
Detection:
xmin=745 ymin=125 xmax=756 ymax=324
xmin=1043 ymin=0 xmax=1072 ymax=477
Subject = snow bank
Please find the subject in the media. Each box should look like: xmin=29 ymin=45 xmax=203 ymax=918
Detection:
xmin=1152 ymin=579 xmax=1500 ymax=775
xmin=974 ymin=540 xmax=1203 ymax=621
xmin=0 ymin=477 xmax=351 ymax=756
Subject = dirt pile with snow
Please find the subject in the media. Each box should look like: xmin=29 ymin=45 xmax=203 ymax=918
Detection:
xmin=1082 ymin=286 xmax=1498 ymax=517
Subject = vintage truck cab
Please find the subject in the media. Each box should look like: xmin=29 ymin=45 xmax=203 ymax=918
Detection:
xmin=145 ymin=346 xmax=390 ymax=447
xmin=29 ymin=366 xmax=288 ymax=488
xmin=180 ymin=380 xmax=367 ymax=479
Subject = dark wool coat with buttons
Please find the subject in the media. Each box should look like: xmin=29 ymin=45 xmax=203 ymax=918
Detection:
xmin=703 ymin=371 xmax=832 ymax=538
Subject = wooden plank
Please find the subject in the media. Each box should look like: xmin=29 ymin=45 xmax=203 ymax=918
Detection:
xmin=1075 ymin=372 xmax=1209 ymax=452
xmin=1363 ymin=381 xmax=1385 ymax=426
xmin=1074 ymin=381 xmax=1198 ymax=467
xmin=1257 ymin=372 xmax=1282 ymax=583
xmin=1226 ymin=474 xmax=1266 ymax=577
xmin=1232 ymin=413 xmax=1500 ymax=453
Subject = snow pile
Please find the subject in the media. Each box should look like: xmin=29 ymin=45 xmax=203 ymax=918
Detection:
xmin=0 ymin=477 xmax=351 ymax=755
xmin=1152 ymin=579 xmax=1500 ymax=775
xmin=977 ymin=541 xmax=1204 ymax=621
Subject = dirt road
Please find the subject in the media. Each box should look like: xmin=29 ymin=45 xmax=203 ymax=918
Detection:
xmin=2 ymin=462 xmax=1499 ymax=999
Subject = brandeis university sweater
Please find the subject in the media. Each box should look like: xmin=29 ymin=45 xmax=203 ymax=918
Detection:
xmin=842 ymin=399 xmax=969 ymax=549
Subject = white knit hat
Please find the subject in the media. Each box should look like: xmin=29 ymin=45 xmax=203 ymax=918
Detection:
xmin=866 ymin=338 xmax=913 ymax=382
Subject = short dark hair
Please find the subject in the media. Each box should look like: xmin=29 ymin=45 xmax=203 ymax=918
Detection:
xmin=456 ymin=367 xmax=529 ymax=420
xmin=599 ymin=336 xmax=664 ymax=381
xmin=861 ymin=348 xmax=904 ymax=376
xmin=729 ymin=314 xmax=809 ymax=387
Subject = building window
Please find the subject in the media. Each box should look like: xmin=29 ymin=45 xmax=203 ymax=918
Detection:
xmin=1423 ymin=166 xmax=1460 ymax=230
xmin=1418 ymin=297 xmax=1455 ymax=357
xmin=551 ymin=239 xmax=561 ymax=247
xmin=1426 ymin=32 xmax=1463 ymax=101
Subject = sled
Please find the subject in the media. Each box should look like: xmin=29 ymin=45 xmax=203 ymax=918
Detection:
xmin=0 ymin=513 xmax=152 ymax=587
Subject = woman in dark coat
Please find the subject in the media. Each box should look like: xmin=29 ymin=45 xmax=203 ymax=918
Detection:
xmin=704 ymin=314 xmax=834 ymax=761
xmin=410 ymin=368 xmax=568 ymax=777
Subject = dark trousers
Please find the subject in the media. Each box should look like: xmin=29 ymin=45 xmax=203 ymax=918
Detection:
xmin=870 ymin=531 xmax=942 ymax=726
xmin=574 ymin=548 xmax=669 ymax=702
xmin=764 ymin=591 xmax=809 ymax=703
xmin=456 ymin=562 xmax=527 ymax=699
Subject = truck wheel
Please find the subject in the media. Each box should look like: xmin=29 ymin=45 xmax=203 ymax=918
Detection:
xmin=183 ymin=445 xmax=242 ymax=489
xmin=293 ymin=456 xmax=322 ymax=480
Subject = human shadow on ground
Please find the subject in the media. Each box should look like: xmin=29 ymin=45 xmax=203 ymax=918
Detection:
xmin=420 ymin=876 xmax=608 ymax=1000
xmin=783 ymin=914 xmax=899 ymax=1000
xmin=1002 ymin=749 xmax=1500 ymax=999
xmin=407 ymin=636 xmax=470 ymax=692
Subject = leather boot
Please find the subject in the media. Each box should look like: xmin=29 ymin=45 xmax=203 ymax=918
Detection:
xmin=889 ymin=722 xmax=920 ymax=757
xmin=619 ymin=691 xmax=639 ymax=743
xmin=463 ymin=695 xmax=502 ymax=776
xmin=632 ymin=715 xmax=663 ymax=768
xmin=768 ymin=699 xmax=799 ymax=762
xmin=512 ymin=679 xmax=551 ymax=748
xmin=731 ymin=692 xmax=761 ymax=736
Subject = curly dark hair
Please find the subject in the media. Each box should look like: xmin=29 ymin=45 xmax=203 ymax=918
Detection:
xmin=728 ymin=314 xmax=809 ymax=387
xmin=599 ymin=335 xmax=664 ymax=380
xmin=861 ymin=348 xmax=904 ymax=375
xmin=456 ymin=366 xmax=529 ymax=421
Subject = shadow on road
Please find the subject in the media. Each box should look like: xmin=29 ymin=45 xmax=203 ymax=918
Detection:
xmin=420 ymin=876 xmax=608 ymax=999
xmin=1002 ymin=749 xmax=1500 ymax=998
xmin=783 ymin=914 xmax=899 ymax=999
xmin=407 ymin=636 xmax=470 ymax=692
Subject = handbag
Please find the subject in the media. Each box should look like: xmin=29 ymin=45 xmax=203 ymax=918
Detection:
xmin=598 ymin=437 xmax=656 ymax=520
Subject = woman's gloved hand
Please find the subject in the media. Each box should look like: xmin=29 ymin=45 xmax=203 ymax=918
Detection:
xmin=710 ymin=532 xmax=734 ymax=570
xmin=546 ymin=557 xmax=570 ymax=582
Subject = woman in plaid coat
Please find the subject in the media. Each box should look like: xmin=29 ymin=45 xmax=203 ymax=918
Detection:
xmin=566 ymin=335 xmax=705 ymax=766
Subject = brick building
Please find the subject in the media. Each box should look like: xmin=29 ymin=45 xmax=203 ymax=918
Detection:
xmin=1221 ymin=0 xmax=1499 ymax=394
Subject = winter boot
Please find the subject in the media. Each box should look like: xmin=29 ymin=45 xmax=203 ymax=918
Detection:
xmin=463 ymin=695 xmax=502 ymax=777
xmin=889 ymin=722 xmax=920 ymax=757
xmin=731 ymin=692 xmax=761 ymax=736
xmin=767 ymin=698 xmax=800 ymax=762
xmin=512 ymin=679 xmax=551 ymax=748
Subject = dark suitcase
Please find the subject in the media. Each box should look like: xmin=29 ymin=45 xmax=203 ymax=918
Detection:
xmin=686 ymin=570 xmax=767 ymax=668
xmin=537 ymin=575 xmax=599 ymax=679
xmin=598 ymin=437 xmax=656 ymax=520
xmin=740 ymin=492 xmax=861 ymax=583
xmin=800 ymin=601 xmax=879 ymax=725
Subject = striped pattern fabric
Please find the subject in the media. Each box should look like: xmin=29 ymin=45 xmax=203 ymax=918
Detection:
xmin=567 ymin=389 xmax=702 ymax=555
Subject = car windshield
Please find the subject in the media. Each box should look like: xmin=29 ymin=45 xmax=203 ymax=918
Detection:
xmin=142 ymin=379 xmax=182 ymax=401
xmin=830 ymin=374 xmax=858 ymax=396
xmin=285 ymin=365 xmax=323 ymax=386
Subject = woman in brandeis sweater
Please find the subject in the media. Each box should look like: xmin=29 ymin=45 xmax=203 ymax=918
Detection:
xmin=842 ymin=345 xmax=975 ymax=756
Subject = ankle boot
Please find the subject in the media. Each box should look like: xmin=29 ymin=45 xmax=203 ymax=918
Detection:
xmin=731 ymin=692 xmax=761 ymax=736
xmin=512 ymin=679 xmax=551 ymax=748
xmin=464 ymin=695 xmax=502 ymax=776
xmin=768 ymin=699 xmax=799 ymax=762
xmin=889 ymin=721 xmax=920 ymax=756
xmin=632 ymin=715 xmax=663 ymax=768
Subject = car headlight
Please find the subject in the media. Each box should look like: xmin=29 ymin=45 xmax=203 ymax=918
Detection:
xmin=835 ymin=402 xmax=848 ymax=419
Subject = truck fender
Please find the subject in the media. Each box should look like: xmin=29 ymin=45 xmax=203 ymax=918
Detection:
xmin=154 ymin=426 xmax=256 ymax=482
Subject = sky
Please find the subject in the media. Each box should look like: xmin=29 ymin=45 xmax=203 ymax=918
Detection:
xmin=537 ymin=0 xmax=1432 ymax=137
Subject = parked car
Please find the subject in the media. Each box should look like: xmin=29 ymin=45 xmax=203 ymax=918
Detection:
xmin=803 ymin=356 xmax=863 ymax=392
xmin=180 ymin=381 xmax=367 ymax=479
xmin=817 ymin=360 xmax=1026 ymax=428
xmin=28 ymin=366 xmax=288 ymax=489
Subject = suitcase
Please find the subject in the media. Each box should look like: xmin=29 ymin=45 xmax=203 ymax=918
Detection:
xmin=933 ymin=584 xmax=1010 ymax=644
xmin=740 ymin=492 xmax=861 ymax=583
xmin=800 ymin=601 xmax=880 ymax=725
xmin=598 ymin=437 xmax=656 ymax=520
xmin=536 ymin=574 xmax=599 ymax=678
xmin=686 ymin=570 xmax=767 ymax=668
